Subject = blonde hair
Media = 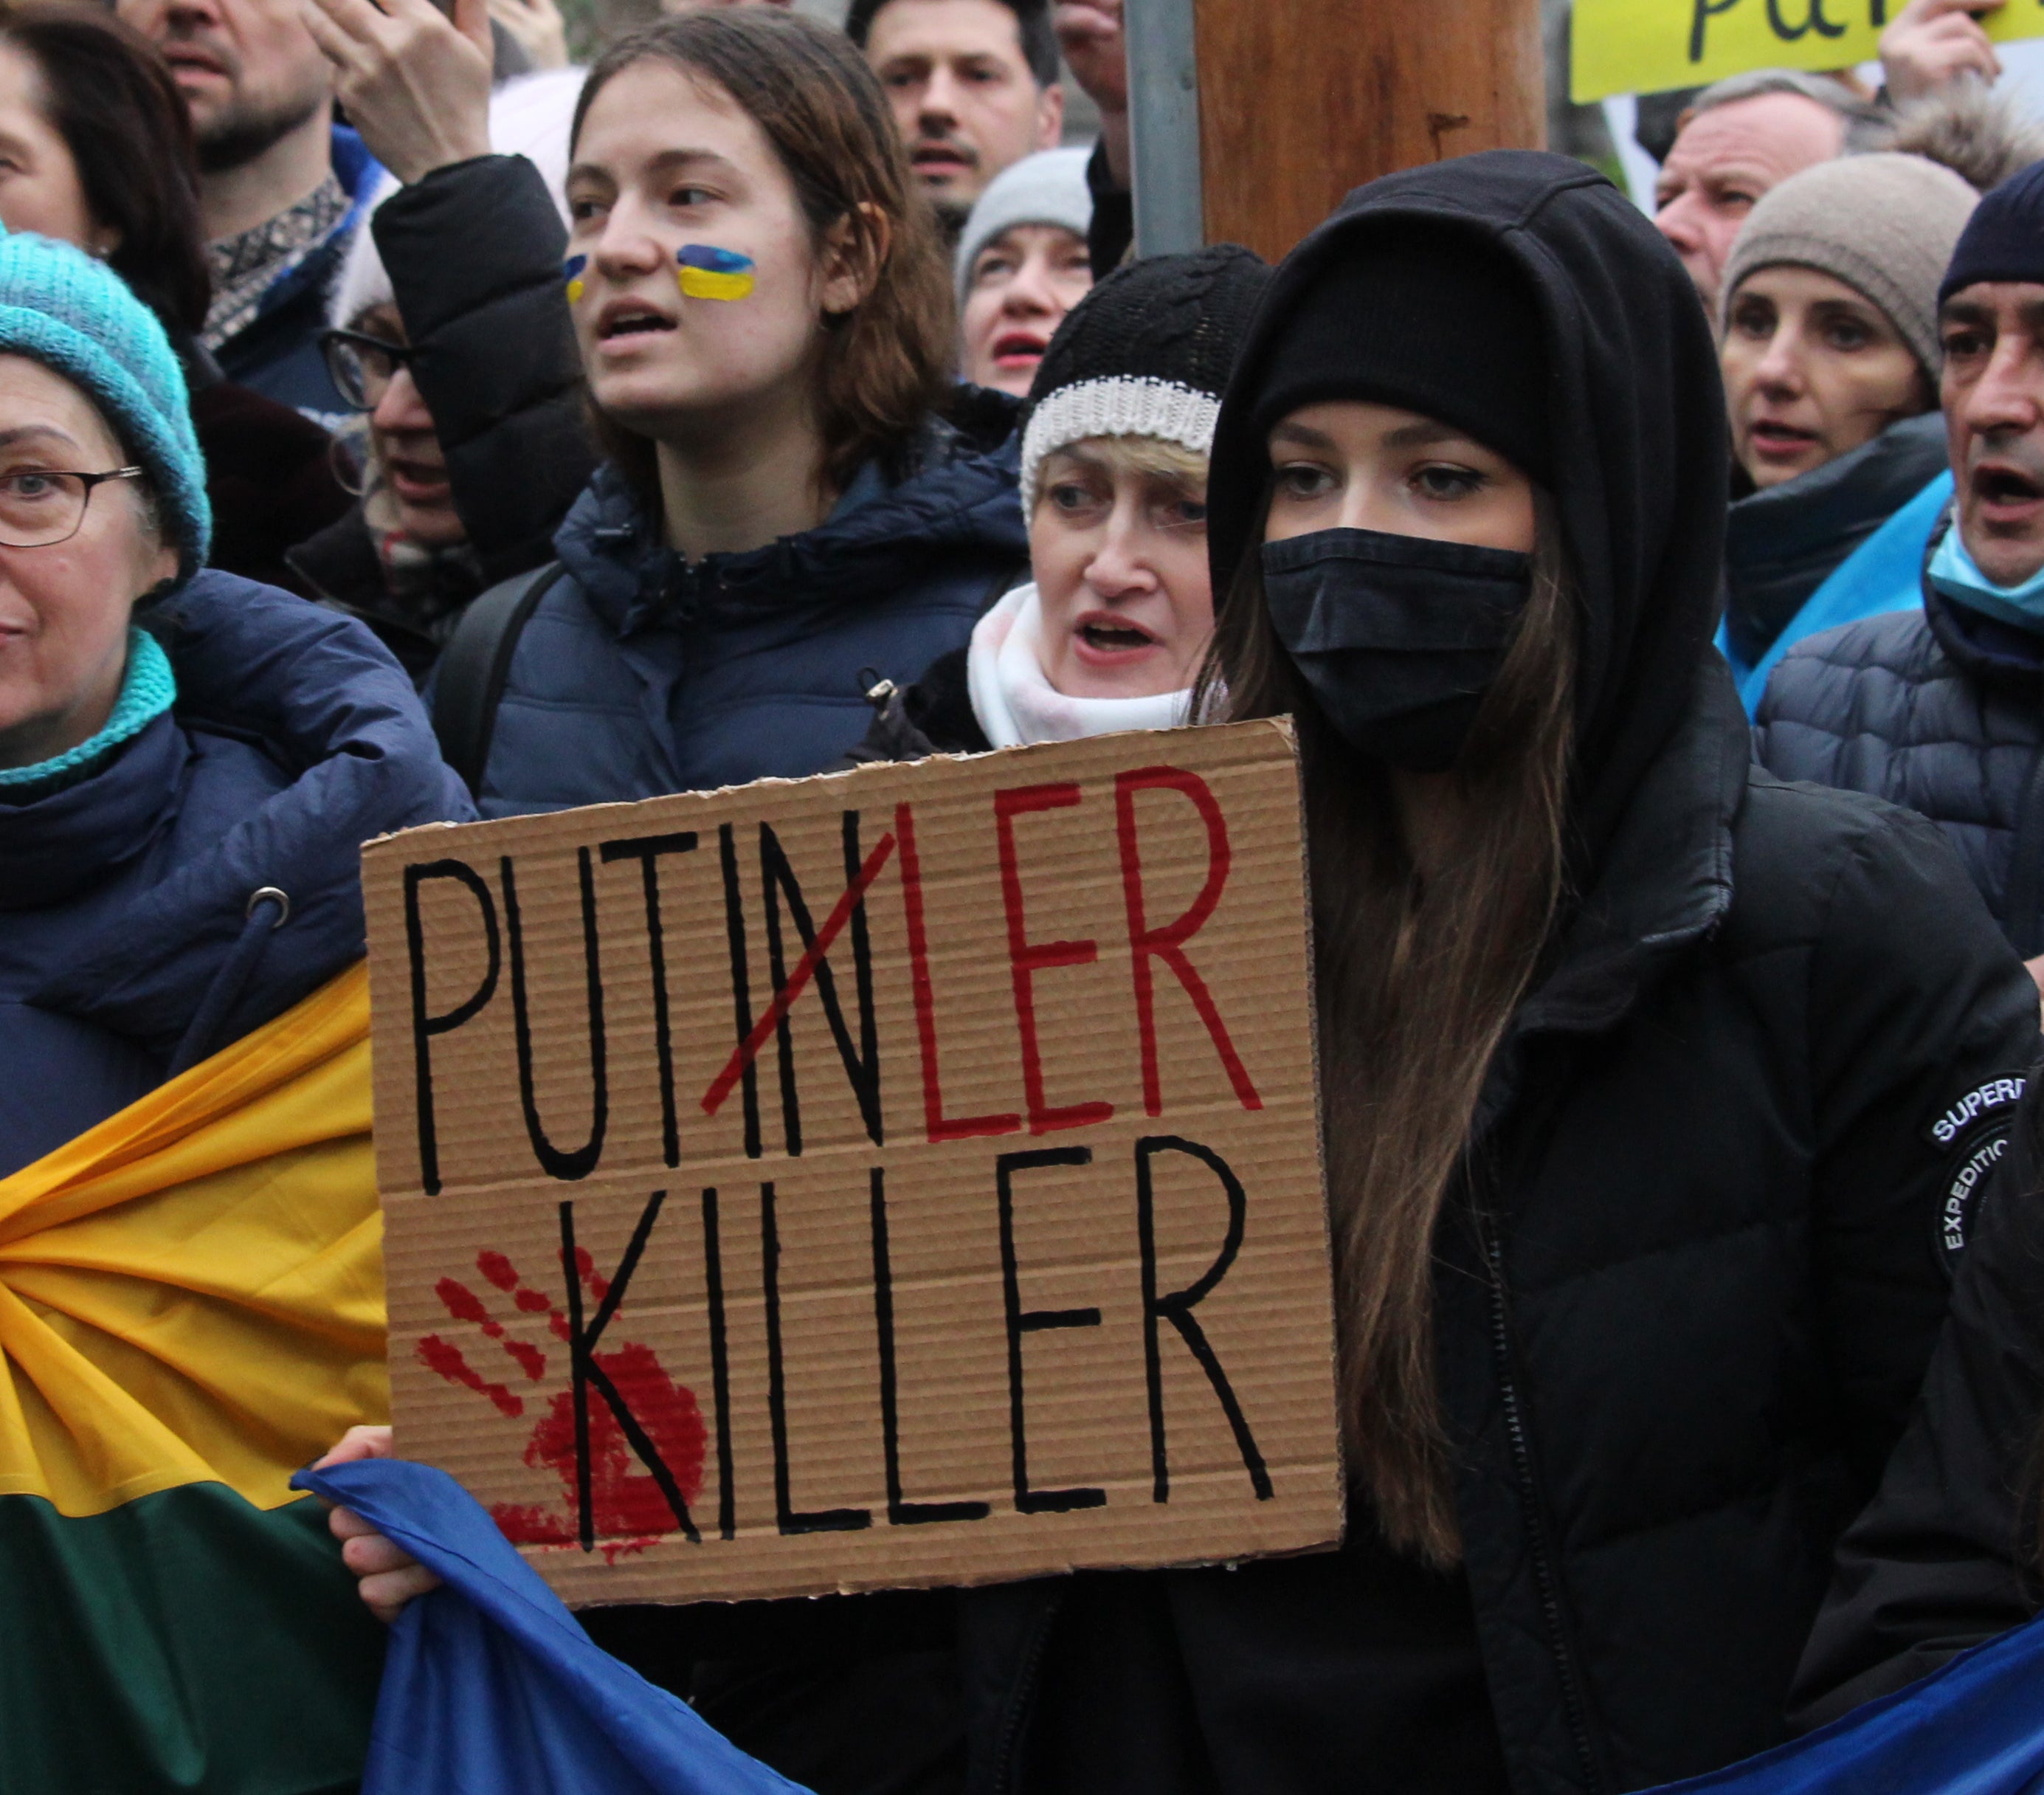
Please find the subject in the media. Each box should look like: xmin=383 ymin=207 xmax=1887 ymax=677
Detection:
xmin=1029 ymin=435 xmax=1209 ymax=511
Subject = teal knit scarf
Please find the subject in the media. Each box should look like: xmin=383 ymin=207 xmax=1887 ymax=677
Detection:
xmin=0 ymin=627 xmax=176 ymax=799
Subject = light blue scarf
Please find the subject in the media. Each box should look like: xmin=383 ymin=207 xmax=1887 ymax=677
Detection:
xmin=1928 ymin=528 xmax=2044 ymax=634
xmin=0 ymin=627 xmax=176 ymax=793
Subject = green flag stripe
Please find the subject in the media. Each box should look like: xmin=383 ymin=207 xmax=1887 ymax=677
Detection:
xmin=0 ymin=1486 xmax=383 ymax=1794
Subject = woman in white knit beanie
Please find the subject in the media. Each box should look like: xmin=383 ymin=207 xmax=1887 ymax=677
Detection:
xmin=1716 ymin=151 xmax=1979 ymax=692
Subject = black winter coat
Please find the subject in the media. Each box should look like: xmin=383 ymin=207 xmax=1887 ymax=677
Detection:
xmin=952 ymin=664 xmax=2040 ymax=1795
xmin=1195 ymin=151 xmax=2042 ymax=1795
xmin=1789 ymin=1086 xmax=2044 ymax=1732
xmin=1754 ymin=514 xmax=2044 ymax=954
xmin=365 ymin=152 xmax=594 ymax=590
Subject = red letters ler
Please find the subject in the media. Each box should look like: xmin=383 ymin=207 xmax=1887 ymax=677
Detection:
xmin=1116 ymin=768 xmax=1260 ymax=1117
xmin=996 ymin=783 xmax=1116 ymax=1136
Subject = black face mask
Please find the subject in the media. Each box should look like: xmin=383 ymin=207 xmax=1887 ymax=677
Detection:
xmin=1260 ymin=527 xmax=1534 ymax=774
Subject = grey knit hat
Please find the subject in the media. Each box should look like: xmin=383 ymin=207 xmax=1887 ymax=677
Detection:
xmin=1721 ymin=151 xmax=1980 ymax=378
xmin=954 ymin=147 xmax=1093 ymax=307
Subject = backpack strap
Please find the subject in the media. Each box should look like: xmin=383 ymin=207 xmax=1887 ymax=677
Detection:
xmin=432 ymin=560 xmax=567 ymax=800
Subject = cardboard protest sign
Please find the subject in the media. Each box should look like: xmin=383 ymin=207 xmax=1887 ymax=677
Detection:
xmin=1572 ymin=0 xmax=2044 ymax=101
xmin=362 ymin=720 xmax=1342 ymax=1607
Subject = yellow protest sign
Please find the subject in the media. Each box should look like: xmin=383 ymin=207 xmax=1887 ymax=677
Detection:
xmin=1572 ymin=0 xmax=2044 ymax=103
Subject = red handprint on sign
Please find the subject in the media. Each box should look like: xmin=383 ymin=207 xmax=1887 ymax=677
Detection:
xmin=418 ymin=1221 xmax=706 ymax=1552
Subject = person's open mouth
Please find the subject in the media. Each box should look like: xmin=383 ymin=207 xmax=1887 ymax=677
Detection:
xmin=1747 ymin=418 xmax=1820 ymax=461
xmin=991 ymin=329 xmax=1048 ymax=371
xmin=593 ymin=299 xmax=677 ymax=350
xmin=387 ymin=457 xmax=452 ymax=505
xmin=1972 ymin=461 xmax=2044 ymax=526
xmin=1072 ymin=611 xmax=1161 ymax=666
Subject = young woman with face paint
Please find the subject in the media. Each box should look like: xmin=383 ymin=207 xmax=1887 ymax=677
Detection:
xmin=430 ymin=8 xmax=1026 ymax=815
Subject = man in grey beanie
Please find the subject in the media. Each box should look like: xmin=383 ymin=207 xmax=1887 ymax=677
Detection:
xmin=1714 ymin=150 xmax=1978 ymax=704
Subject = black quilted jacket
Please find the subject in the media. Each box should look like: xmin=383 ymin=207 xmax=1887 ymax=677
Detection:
xmin=1755 ymin=514 xmax=2044 ymax=954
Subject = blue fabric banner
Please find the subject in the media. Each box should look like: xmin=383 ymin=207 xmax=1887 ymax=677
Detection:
xmin=1646 ymin=1605 xmax=2044 ymax=1794
xmin=295 ymin=1458 xmax=812 ymax=1795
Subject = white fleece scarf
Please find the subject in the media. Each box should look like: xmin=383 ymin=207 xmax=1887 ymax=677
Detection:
xmin=965 ymin=584 xmax=1192 ymax=748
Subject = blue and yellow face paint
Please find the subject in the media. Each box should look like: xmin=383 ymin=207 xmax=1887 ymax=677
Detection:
xmin=562 ymin=255 xmax=588 ymax=304
xmin=677 ymin=244 xmax=756 ymax=302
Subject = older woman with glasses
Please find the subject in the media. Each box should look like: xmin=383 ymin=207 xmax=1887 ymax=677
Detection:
xmin=0 ymin=224 xmax=471 ymax=1175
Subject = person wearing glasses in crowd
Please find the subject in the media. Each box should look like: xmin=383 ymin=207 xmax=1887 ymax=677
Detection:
xmin=287 ymin=69 xmax=580 ymax=681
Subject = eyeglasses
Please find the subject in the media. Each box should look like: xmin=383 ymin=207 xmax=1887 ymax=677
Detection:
xmin=0 ymin=466 xmax=148 ymax=548
xmin=320 ymin=328 xmax=419 ymax=412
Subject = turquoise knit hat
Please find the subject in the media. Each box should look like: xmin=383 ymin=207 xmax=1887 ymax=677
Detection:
xmin=0 ymin=230 xmax=210 ymax=579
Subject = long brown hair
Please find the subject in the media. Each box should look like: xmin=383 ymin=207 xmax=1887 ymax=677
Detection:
xmin=1197 ymin=490 xmax=1578 ymax=1565
xmin=570 ymin=10 xmax=955 ymax=499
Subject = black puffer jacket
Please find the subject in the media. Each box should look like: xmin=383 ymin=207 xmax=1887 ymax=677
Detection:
xmin=1754 ymin=514 xmax=2044 ymax=953
xmin=363 ymin=152 xmax=593 ymax=590
xmin=1013 ymin=151 xmax=2039 ymax=1795
xmin=1789 ymin=1083 xmax=2044 ymax=1732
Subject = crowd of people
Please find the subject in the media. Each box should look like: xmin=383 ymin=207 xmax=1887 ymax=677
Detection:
xmin=14 ymin=0 xmax=2044 ymax=1790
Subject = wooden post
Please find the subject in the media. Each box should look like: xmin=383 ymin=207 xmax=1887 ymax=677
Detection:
xmin=1192 ymin=0 xmax=1547 ymax=263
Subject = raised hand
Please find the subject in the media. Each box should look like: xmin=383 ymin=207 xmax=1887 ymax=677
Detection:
xmin=1881 ymin=0 xmax=2003 ymax=105
xmin=300 ymin=0 xmax=494 ymax=185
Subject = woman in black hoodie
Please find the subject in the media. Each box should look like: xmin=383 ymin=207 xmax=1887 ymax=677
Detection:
xmin=938 ymin=149 xmax=2041 ymax=1795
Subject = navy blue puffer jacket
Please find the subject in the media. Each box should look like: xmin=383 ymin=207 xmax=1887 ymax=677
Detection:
xmin=1755 ymin=518 xmax=2044 ymax=954
xmin=472 ymin=396 xmax=1029 ymax=816
xmin=0 ymin=572 xmax=474 ymax=1175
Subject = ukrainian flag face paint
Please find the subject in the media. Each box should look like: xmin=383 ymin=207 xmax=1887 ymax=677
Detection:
xmin=563 ymin=255 xmax=588 ymax=304
xmin=677 ymin=244 xmax=756 ymax=302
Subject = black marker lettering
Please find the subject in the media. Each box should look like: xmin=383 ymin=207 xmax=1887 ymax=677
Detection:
xmin=1690 ymin=0 xmax=1741 ymax=60
xmin=599 ymin=832 xmax=698 ymax=1167
xmin=503 ymin=850 xmax=607 ymax=1181
xmin=719 ymin=825 xmax=764 ymax=1160
xmin=403 ymin=858 xmax=499 ymax=1196
xmin=761 ymin=1181 xmax=871 ymax=1534
xmin=997 ymin=1148 xmax=1107 ymax=1515
xmin=1136 ymin=1137 xmax=1271 ymax=1501
xmin=702 ymin=1186 xmax=736 ymax=1541
xmin=559 ymin=1191 xmax=700 ymax=1548
xmin=871 ymin=1167 xmax=989 ymax=1526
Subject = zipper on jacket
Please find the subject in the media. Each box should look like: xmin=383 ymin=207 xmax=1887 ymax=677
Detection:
xmin=988 ymin=1588 xmax=1065 ymax=1795
xmin=1479 ymin=1210 xmax=1604 ymax=1795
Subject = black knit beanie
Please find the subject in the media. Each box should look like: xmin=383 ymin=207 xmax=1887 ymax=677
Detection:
xmin=1940 ymin=158 xmax=2044 ymax=306
xmin=1246 ymin=224 xmax=1553 ymax=485
xmin=1019 ymin=242 xmax=1270 ymax=505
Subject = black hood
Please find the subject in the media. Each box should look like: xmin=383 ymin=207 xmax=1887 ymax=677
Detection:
xmin=1209 ymin=150 xmax=1730 ymax=858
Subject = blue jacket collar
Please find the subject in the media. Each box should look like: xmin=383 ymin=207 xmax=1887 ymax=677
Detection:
xmin=555 ymin=393 xmax=1026 ymax=638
